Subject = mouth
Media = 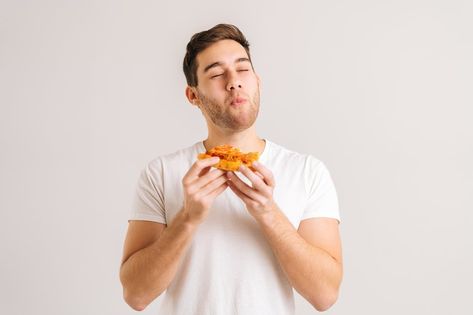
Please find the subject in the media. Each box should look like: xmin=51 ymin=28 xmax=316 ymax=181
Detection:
xmin=230 ymin=97 xmax=247 ymax=106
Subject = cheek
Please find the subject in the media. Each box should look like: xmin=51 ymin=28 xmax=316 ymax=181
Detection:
xmin=200 ymin=88 xmax=226 ymax=104
xmin=245 ymin=74 xmax=259 ymax=87
xmin=245 ymin=78 xmax=259 ymax=96
xmin=202 ymin=80 xmax=225 ymax=94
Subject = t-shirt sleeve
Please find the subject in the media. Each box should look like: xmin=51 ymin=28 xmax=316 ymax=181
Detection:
xmin=129 ymin=159 xmax=167 ymax=224
xmin=301 ymin=156 xmax=341 ymax=223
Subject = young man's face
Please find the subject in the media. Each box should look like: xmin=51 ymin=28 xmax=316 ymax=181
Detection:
xmin=190 ymin=39 xmax=261 ymax=132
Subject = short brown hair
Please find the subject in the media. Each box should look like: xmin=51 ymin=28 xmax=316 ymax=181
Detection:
xmin=183 ymin=24 xmax=252 ymax=87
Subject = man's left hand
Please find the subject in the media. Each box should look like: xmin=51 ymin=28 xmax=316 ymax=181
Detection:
xmin=226 ymin=162 xmax=277 ymax=218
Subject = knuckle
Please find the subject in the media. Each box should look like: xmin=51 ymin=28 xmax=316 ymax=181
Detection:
xmin=211 ymin=169 xmax=223 ymax=176
xmin=196 ymin=159 xmax=208 ymax=168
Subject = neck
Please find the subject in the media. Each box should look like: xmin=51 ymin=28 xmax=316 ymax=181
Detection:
xmin=203 ymin=126 xmax=265 ymax=154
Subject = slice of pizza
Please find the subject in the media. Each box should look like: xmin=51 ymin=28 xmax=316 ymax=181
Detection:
xmin=197 ymin=144 xmax=260 ymax=171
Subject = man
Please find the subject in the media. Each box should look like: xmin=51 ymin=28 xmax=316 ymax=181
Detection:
xmin=119 ymin=24 xmax=343 ymax=314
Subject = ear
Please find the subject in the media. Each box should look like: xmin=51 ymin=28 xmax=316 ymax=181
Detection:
xmin=185 ymin=86 xmax=200 ymax=107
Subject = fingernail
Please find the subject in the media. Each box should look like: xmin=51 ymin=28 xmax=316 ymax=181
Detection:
xmin=252 ymin=161 xmax=259 ymax=167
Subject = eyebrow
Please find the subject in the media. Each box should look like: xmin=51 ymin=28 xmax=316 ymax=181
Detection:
xmin=203 ymin=57 xmax=251 ymax=73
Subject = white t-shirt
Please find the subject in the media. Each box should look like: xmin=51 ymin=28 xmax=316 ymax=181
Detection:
xmin=130 ymin=139 xmax=340 ymax=315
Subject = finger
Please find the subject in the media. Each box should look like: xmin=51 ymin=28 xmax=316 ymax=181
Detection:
xmin=250 ymin=162 xmax=275 ymax=187
xmin=198 ymin=174 xmax=228 ymax=197
xmin=227 ymin=171 xmax=265 ymax=203
xmin=184 ymin=157 xmax=220 ymax=183
xmin=207 ymin=180 xmax=229 ymax=199
xmin=238 ymin=165 xmax=267 ymax=192
xmin=227 ymin=180 xmax=252 ymax=204
xmin=192 ymin=168 xmax=226 ymax=191
xmin=198 ymin=165 xmax=211 ymax=177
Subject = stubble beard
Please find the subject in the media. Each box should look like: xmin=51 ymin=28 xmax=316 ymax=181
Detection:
xmin=196 ymin=89 xmax=260 ymax=132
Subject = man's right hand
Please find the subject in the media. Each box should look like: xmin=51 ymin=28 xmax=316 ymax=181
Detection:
xmin=181 ymin=157 xmax=228 ymax=224
xmin=121 ymin=156 xmax=227 ymax=310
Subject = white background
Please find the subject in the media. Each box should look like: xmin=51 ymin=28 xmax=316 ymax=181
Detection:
xmin=1 ymin=0 xmax=472 ymax=314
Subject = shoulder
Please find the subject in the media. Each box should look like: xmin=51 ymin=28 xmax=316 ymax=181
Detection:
xmin=266 ymin=140 xmax=324 ymax=171
xmin=143 ymin=141 xmax=202 ymax=175
xmin=148 ymin=141 xmax=201 ymax=165
xmin=265 ymin=140 xmax=333 ymax=193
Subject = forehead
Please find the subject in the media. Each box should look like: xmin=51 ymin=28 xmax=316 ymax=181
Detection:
xmin=196 ymin=39 xmax=249 ymax=74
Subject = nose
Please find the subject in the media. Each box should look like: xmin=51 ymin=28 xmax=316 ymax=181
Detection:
xmin=226 ymin=71 xmax=242 ymax=91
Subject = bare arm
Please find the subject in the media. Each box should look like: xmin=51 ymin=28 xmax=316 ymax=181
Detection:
xmin=120 ymin=210 xmax=198 ymax=311
xmin=227 ymin=163 xmax=343 ymax=311
xmin=120 ymin=157 xmax=227 ymax=311
xmin=255 ymin=212 xmax=342 ymax=311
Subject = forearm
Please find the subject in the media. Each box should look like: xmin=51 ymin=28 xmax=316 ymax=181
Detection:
xmin=255 ymin=207 xmax=342 ymax=311
xmin=120 ymin=208 xmax=198 ymax=310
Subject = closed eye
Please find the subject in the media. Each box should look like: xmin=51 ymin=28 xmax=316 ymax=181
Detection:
xmin=211 ymin=69 xmax=248 ymax=79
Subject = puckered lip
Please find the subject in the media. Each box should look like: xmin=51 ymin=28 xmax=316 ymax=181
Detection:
xmin=229 ymin=96 xmax=247 ymax=106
